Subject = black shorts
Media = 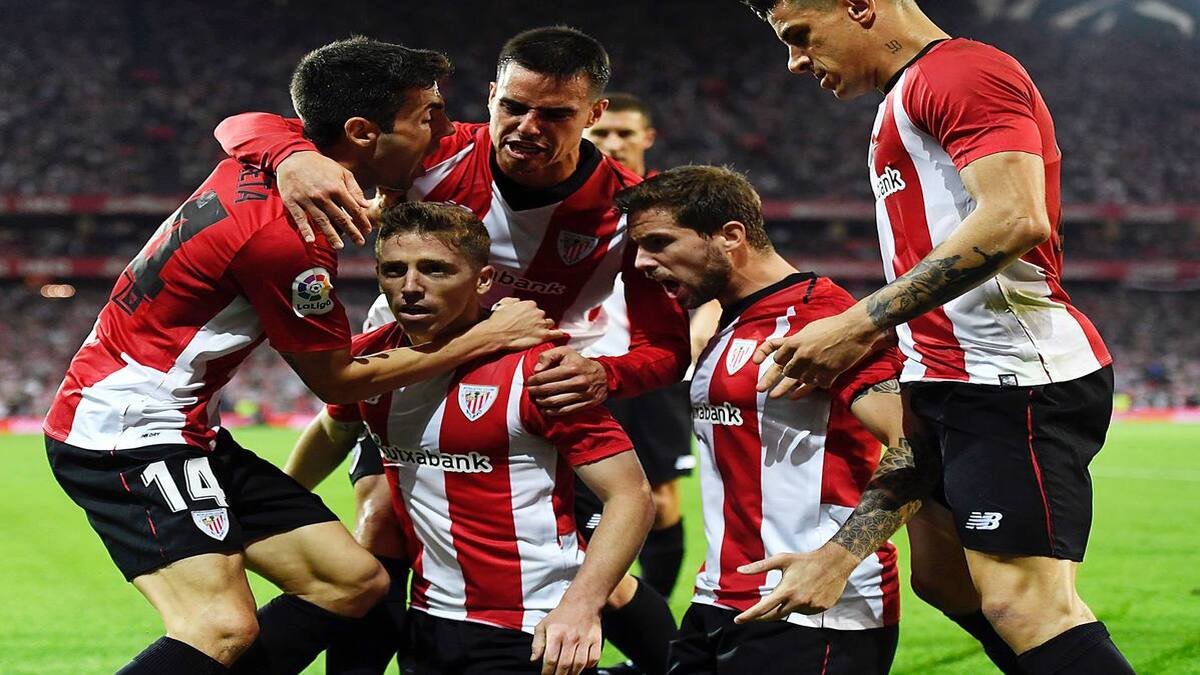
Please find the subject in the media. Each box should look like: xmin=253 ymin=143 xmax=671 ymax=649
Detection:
xmin=46 ymin=428 xmax=338 ymax=581
xmin=605 ymin=381 xmax=695 ymax=485
xmin=905 ymin=366 xmax=1114 ymax=562
xmin=668 ymin=603 xmax=898 ymax=675
xmin=348 ymin=432 xmax=385 ymax=485
xmin=406 ymin=609 xmax=598 ymax=675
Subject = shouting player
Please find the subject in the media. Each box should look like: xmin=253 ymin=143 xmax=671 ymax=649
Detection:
xmin=214 ymin=26 xmax=686 ymax=675
xmin=621 ymin=165 xmax=911 ymax=674
xmin=295 ymin=201 xmax=654 ymax=675
xmin=42 ymin=38 xmax=559 ymax=675
xmin=740 ymin=1 xmax=1133 ymax=673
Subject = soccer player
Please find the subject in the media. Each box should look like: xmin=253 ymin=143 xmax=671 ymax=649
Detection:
xmin=584 ymin=94 xmax=692 ymax=604
xmin=42 ymin=38 xmax=560 ymax=675
xmin=214 ymin=26 xmax=687 ymax=675
xmin=295 ymin=201 xmax=655 ymax=675
xmin=618 ymin=165 xmax=911 ymax=674
xmin=740 ymin=2 xmax=1133 ymax=673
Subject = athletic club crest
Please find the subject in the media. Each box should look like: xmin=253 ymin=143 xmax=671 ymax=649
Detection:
xmin=725 ymin=339 xmax=758 ymax=375
xmin=191 ymin=508 xmax=230 ymax=541
xmin=458 ymin=384 xmax=499 ymax=422
xmin=557 ymin=230 xmax=600 ymax=266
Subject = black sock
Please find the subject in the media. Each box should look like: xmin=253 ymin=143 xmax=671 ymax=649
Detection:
xmin=231 ymin=594 xmax=355 ymax=674
xmin=1018 ymin=622 xmax=1134 ymax=675
xmin=117 ymin=636 xmax=229 ymax=674
xmin=638 ymin=520 xmax=685 ymax=598
xmin=945 ymin=611 xmax=1023 ymax=674
xmin=601 ymin=577 xmax=677 ymax=675
xmin=326 ymin=556 xmax=410 ymax=675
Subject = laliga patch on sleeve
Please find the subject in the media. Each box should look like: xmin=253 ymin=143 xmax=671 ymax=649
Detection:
xmin=292 ymin=267 xmax=335 ymax=317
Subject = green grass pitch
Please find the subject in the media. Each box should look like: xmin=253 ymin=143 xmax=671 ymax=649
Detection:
xmin=3 ymin=422 xmax=1198 ymax=673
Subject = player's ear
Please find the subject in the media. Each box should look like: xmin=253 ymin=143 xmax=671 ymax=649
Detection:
xmin=845 ymin=0 xmax=876 ymax=27
xmin=476 ymin=265 xmax=496 ymax=296
xmin=718 ymin=220 xmax=748 ymax=252
xmin=586 ymin=97 xmax=609 ymax=127
xmin=643 ymin=126 xmax=658 ymax=149
xmin=344 ymin=117 xmax=380 ymax=148
xmin=487 ymin=82 xmax=498 ymax=106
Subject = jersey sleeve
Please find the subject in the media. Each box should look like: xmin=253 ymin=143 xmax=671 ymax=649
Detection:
xmin=520 ymin=346 xmax=634 ymax=466
xmin=226 ymin=217 xmax=350 ymax=354
xmin=592 ymin=245 xmax=690 ymax=398
xmin=905 ymin=48 xmax=1045 ymax=171
xmin=214 ymin=113 xmax=315 ymax=172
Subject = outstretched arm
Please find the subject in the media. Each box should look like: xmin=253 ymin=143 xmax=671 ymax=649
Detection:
xmin=755 ymin=151 xmax=1051 ymax=393
xmin=286 ymin=410 xmax=363 ymax=490
xmin=734 ymin=379 xmax=941 ymax=623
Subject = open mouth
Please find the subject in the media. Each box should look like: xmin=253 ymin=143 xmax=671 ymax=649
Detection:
xmin=658 ymin=278 xmax=683 ymax=298
xmin=505 ymin=140 xmax=546 ymax=160
xmin=397 ymin=305 xmax=433 ymax=318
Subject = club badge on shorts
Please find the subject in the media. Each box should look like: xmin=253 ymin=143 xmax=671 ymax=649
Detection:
xmin=725 ymin=338 xmax=758 ymax=375
xmin=192 ymin=508 xmax=230 ymax=541
xmin=458 ymin=385 xmax=499 ymax=422
xmin=557 ymin=231 xmax=600 ymax=266
xmin=292 ymin=267 xmax=335 ymax=317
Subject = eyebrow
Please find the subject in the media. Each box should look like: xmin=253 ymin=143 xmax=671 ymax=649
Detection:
xmin=499 ymin=97 xmax=577 ymax=116
xmin=779 ymin=24 xmax=809 ymax=45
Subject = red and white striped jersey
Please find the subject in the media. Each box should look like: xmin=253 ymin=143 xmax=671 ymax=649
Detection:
xmin=327 ymin=325 xmax=633 ymax=634
xmin=215 ymin=116 xmax=689 ymax=398
xmin=870 ymin=39 xmax=1110 ymax=386
xmin=44 ymin=161 xmax=350 ymax=451
xmin=690 ymin=273 xmax=902 ymax=630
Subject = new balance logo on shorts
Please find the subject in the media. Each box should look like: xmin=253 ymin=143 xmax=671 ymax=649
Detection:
xmin=965 ymin=511 xmax=1003 ymax=530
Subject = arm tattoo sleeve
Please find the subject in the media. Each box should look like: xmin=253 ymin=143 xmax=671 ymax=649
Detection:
xmin=852 ymin=379 xmax=901 ymax=405
xmin=829 ymin=437 xmax=942 ymax=561
xmin=864 ymin=246 xmax=1008 ymax=331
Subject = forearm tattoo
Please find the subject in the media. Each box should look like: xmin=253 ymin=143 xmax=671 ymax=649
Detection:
xmin=864 ymin=246 xmax=1008 ymax=331
xmin=852 ymin=379 xmax=901 ymax=405
xmin=830 ymin=437 xmax=941 ymax=560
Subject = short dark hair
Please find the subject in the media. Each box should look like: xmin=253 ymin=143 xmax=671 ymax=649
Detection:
xmin=291 ymin=36 xmax=452 ymax=151
xmin=496 ymin=26 xmax=611 ymax=99
xmin=376 ymin=202 xmax=491 ymax=268
xmin=604 ymin=92 xmax=653 ymax=127
xmin=739 ymin=0 xmax=837 ymax=21
xmin=614 ymin=166 xmax=772 ymax=252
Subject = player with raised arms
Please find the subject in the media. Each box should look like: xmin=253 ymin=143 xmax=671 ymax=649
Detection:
xmin=738 ymin=1 xmax=1133 ymax=673
xmin=43 ymin=37 xmax=559 ymax=675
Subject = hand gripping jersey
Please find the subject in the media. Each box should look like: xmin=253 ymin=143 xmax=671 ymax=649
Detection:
xmin=327 ymin=325 xmax=633 ymax=634
xmin=690 ymin=273 xmax=903 ymax=630
xmin=215 ymin=116 xmax=689 ymax=398
xmin=869 ymin=39 xmax=1110 ymax=386
xmin=44 ymin=161 xmax=350 ymax=451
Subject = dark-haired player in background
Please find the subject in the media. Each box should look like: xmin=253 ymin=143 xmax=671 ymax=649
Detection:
xmin=215 ymin=26 xmax=686 ymax=675
xmin=620 ymin=166 xmax=912 ymax=674
xmin=739 ymin=1 xmax=1133 ymax=674
xmin=296 ymin=201 xmax=654 ymax=675
xmin=43 ymin=37 xmax=560 ymax=675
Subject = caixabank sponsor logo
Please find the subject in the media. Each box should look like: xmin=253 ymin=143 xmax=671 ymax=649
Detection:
xmin=292 ymin=267 xmax=335 ymax=316
xmin=377 ymin=441 xmax=494 ymax=473
xmin=692 ymin=401 xmax=744 ymax=426
xmin=493 ymin=269 xmax=567 ymax=295
xmin=871 ymin=165 xmax=907 ymax=201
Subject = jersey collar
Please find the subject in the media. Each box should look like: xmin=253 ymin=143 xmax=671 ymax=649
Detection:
xmin=883 ymin=38 xmax=950 ymax=94
xmin=718 ymin=271 xmax=817 ymax=331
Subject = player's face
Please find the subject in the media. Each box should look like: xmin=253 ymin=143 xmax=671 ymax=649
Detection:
xmin=630 ymin=209 xmax=733 ymax=310
xmin=374 ymin=85 xmax=454 ymax=191
xmin=488 ymin=64 xmax=607 ymax=187
xmin=376 ymin=233 xmax=493 ymax=341
xmin=768 ymin=3 xmax=876 ymax=100
xmin=585 ymin=110 xmax=656 ymax=175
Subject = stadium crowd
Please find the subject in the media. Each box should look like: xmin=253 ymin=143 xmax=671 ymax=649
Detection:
xmin=2 ymin=281 xmax=1195 ymax=420
xmin=1 ymin=0 xmax=1196 ymax=202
